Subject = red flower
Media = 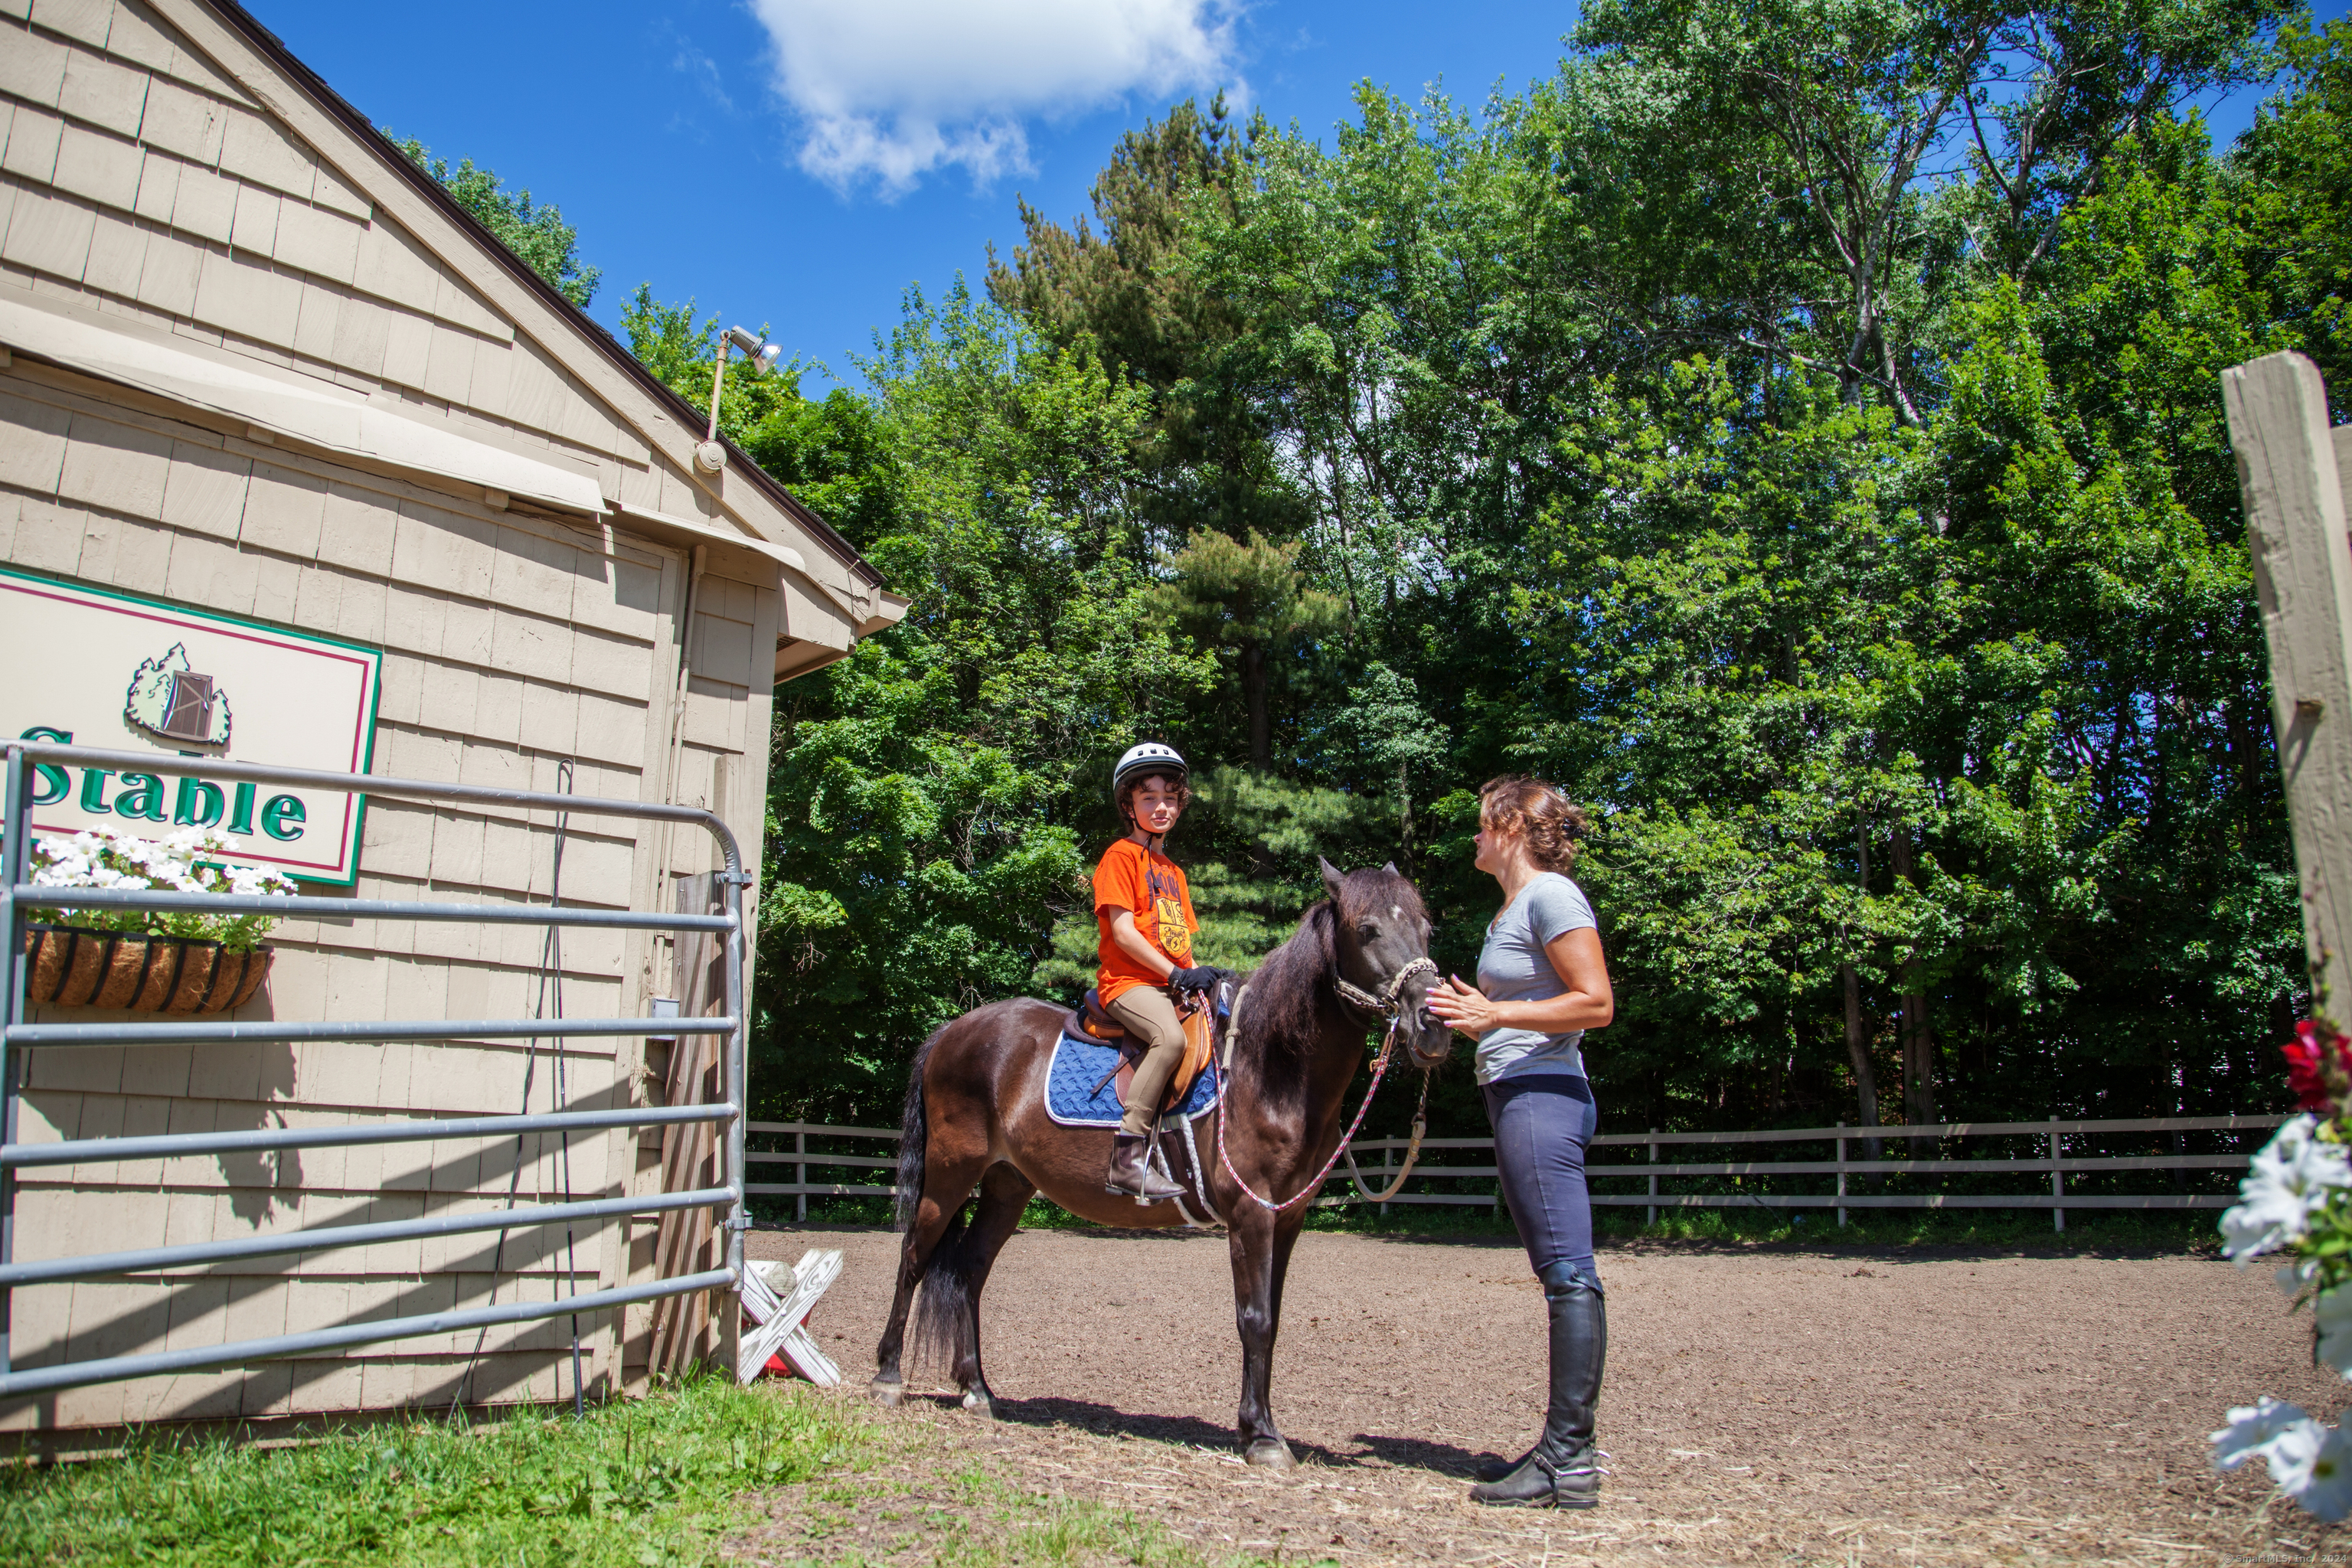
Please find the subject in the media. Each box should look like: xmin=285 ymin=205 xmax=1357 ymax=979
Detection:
xmin=2285 ymin=1020 xmax=2352 ymax=1112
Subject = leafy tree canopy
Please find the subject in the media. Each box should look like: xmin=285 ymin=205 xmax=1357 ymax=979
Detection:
xmin=609 ymin=0 xmax=2334 ymax=1138
xmin=388 ymin=136 xmax=602 ymax=308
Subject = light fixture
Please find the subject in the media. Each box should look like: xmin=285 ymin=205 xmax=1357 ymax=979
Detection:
xmin=695 ymin=322 xmax=785 ymax=474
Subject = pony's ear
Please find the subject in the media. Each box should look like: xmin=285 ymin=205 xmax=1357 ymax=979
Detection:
xmin=1382 ymin=861 xmax=1398 ymax=875
xmin=1319 ymin=856 xmax=1346 ymax=902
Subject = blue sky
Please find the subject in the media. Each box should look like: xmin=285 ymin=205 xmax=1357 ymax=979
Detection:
xmin=250 ymin=1 xmax=2336 ymax=397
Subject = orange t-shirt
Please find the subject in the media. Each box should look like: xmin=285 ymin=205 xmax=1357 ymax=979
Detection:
xmin=1093 ymin=836 xmax=1199 ymax=1004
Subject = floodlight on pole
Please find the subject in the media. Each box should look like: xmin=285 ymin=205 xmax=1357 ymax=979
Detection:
xmin=694 ymin=324 xmax=785 ymax=474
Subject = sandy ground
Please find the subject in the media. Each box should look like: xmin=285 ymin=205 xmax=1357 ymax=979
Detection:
xmin=735 ymin=1223 xmax=2345 ymax=1566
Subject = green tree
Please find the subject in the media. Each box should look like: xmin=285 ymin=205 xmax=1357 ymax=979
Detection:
xmin=750 ymin=287 xmax=1214 ymax=1117
xmin=388 ymin=137 xmax=601 ymax=307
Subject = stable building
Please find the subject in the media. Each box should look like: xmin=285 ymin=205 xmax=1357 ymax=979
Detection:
xmin=0 ymin=0 xmax=903 ymax=1432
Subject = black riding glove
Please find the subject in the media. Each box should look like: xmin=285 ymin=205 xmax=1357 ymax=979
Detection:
xmin=1168 ymin=965 xmax=1220 ymax=996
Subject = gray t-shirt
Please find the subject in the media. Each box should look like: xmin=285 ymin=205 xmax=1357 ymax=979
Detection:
xmin=1474 ymin=872 xmax=1598 ymax=1086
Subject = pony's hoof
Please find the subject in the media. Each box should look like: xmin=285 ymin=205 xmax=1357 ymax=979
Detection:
xmin=869 ymin=1377 xmax=903 ymax=1407
xmin=960 ymin=1390 xmax=996 ymax=1419
xmin=1243 ymin=1439 xmax=1296 ymax=1470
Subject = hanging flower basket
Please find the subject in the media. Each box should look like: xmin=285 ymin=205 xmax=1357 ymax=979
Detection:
xmin=18 ymin=825 xmax=295 ymax=1014
xmin=20 ymin=925 xmax=273 ymax=1014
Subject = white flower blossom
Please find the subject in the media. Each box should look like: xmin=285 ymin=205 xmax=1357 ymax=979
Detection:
xmin=2280 ymin=1257 xmax=2320 ymax=1299
xmin=24 ymin=825 xmax=294 ymax=947
xmin=2223 ymin=1116 xmax=2350 ymax=1263
xmin=2215 ymin=1399 xmax=2352 ymax=1521
xmin=2319 ymin=1289 xmax=2352 ymax=1377
xmin=2275 ymin=1419 xmax=2352 ymax=1521
xmin=2216 ymin=1396 xmax=2317 ymax=1472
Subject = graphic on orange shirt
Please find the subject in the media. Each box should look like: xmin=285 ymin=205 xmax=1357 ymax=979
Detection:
xmin=1092 ymin=837 xmax=1197 ymax=1004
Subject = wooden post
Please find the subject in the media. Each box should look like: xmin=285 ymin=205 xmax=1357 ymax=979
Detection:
xmin=2224 ymin=352 xmax=2352 ymax=1013
xmin=1647 ymin=1127 xmax=1658 ymax=1227
xmin=1837 ymin=1121 xmax=1848 ymax=1228
xmin=795 ymin=1130 xmax=806 ymax=1224
xmin=2050 ymin=1116 xmax=2065 ymax=1233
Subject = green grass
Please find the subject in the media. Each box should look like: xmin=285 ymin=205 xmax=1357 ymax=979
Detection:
xmin=775 ymin=1456 xmax=1294 ymax=1567
xmin=0 ymin=1374 xmax=880 ymax=1567
xmin=0 ymin=1374 xmax=1289 ymax=1568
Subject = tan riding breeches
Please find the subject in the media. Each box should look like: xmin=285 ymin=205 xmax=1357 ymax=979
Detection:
xmin=1106 ymin=984 xmax=1188 ymax=1137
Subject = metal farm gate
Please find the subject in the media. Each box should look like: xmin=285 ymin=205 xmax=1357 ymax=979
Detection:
xmin=0 ymin=739 xmax=746 ymax=1403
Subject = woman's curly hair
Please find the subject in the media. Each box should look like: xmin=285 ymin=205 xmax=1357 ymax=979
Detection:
xmin=1479 ymin=776 xmax=1590 ymax=873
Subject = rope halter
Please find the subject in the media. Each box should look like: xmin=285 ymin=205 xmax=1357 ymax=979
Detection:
xmin=1334 ymin=956 xmax=1439 ymax=1037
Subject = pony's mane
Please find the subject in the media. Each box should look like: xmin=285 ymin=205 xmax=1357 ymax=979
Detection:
xmin=1240 ymin=870 xmax=1427 ymax=1054
xmin=1243 ymin=900 xmax=1336 ymax=1053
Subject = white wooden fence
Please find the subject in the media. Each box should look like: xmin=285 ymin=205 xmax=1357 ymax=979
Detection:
xmin=746 ymin=1112 xmax=2285 ymax=1231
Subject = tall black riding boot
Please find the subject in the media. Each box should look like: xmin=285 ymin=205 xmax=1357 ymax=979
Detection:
xmin=1471 ymin=1262 xmax=1606 ymax=1508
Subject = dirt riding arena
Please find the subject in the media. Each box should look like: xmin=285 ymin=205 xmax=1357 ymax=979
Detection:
xmin=740 ymin=1224 xmax=2338 ymax=1566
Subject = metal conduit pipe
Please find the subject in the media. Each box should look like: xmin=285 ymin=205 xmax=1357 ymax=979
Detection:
xmin=11 ymin=885 xmax=737 ymax=930
xmin=0 ymin=1102 xmax=737 ymax=1168
xmin=5 ymin=1015 xmax=736 ymax=1048
xmin=0 ymin=1185 xmax=736 ymax=1289
xmin=0 ymin=1267 xmax=737 ymax=1400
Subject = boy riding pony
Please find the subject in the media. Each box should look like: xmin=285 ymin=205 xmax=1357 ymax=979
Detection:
xmin=1095 ymin=743 xmax=1220 ymax=1200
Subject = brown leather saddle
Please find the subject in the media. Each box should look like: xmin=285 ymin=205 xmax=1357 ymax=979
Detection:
xmin=1064 ymin=986 xmax=1217 ymax=1118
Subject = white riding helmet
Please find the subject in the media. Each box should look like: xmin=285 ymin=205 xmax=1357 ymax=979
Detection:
xmin=1111 ymin=742 xmax=1188 ymax=805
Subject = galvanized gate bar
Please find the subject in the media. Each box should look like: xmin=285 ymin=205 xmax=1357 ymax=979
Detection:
xmin=15 ymin=885 xmax=737 ymax=931
xmin=0 ymin=740 xmax=753 ymax=1399
xmin=4 ymin=741 xmax=739 ymax=837
xmin=0 ymin=1266 xmax=738 ymax=1401
xmin=1 ymin=1103 xmax=737 ymax=1168
xmin=0 ymin=1186 xmax=737 ymax=1289
xmin=5 ymin=1016 xmax=734 ymax=1047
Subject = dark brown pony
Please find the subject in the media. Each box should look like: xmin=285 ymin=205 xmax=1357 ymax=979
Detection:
xmin=871 ymin=858 xmax=1453 ymax=1468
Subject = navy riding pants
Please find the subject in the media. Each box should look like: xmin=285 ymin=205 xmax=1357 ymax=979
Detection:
xmin=1482 ymin=1073 xmax=1600 ymax=1285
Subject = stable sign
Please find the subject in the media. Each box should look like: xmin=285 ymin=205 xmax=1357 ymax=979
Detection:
xmin=1 ymin=568 xmax=381 ymax=884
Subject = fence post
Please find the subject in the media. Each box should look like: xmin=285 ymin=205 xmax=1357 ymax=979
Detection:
xmin=1648 ymin=1127 xmax=1658 ymax=1228
xmin=795 ymin=1131 xmax=806 ymax=1224
xmin=1836 ymin=1121 xmax=1847 ymax=1228
xmin=2050 ymin=1116 xmax=2065 ymax=1233
xmin=2223 ymin=352 xmax=2352 ymax=1011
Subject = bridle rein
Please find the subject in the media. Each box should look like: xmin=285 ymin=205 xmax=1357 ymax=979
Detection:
xmin=1207 ymin=950 xmax=1440 ymax=1214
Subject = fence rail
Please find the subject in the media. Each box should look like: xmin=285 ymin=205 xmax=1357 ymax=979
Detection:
xmin=745 ymin=1112 xmax=2289 ymax=1230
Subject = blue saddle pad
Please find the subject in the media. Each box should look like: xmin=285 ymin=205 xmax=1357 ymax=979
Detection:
xmin=1044 ymin=1030 xmax=1218 ymax=1128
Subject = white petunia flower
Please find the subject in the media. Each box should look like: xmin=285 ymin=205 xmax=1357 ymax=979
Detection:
xmin=2223 ymin=1116 xmax=2350 ymax=1263
xmin=2259 ymin=1416 xmax=2352 ymax=1522
xmin=2215 ymin=1396 xmax=2316 ymax=1472
xmin=2282 ymin=1257 xmax=2321 ymax=1300
xmin=2319 ymin=1289 xmax=2352 ymax=1377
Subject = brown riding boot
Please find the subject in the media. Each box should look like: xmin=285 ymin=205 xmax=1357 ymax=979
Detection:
xmin=1106 ymin=1133 xmax=1184 ymax=1201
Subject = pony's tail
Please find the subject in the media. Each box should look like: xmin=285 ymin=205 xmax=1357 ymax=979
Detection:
xmin=893 ymin=1024 xmax=946 ymax=1232
xmin=897 ymin=1021 xmax=977 ymax=1377
xmin=910 ymin=1202 xmax=975 ymax=1377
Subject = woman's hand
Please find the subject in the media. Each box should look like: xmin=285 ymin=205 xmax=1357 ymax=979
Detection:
xmin=1426 ymin=974 xmax=1501 ymax=1037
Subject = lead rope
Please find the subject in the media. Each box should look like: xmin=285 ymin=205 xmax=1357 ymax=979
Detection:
xmin=1208 ymin=953 xmax=1438 ymax=1214
xmin=1345 ymin=1072 xmax=1430 ymax=1203
xmin=1210 ymin=1031 xmax=1397 ymax=1214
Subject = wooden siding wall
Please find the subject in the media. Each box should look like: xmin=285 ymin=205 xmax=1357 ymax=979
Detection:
xmin=0 ymin=0 xmax=782 ymax=1429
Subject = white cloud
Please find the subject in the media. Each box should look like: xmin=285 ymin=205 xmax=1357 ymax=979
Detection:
xmin=746 ymin=0 xmax=1242 ymax=196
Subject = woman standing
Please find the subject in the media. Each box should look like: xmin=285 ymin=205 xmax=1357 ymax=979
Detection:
xmin=1427 ymin=776 xmax=1615 ymax=1509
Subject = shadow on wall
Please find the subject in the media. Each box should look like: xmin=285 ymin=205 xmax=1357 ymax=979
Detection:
xmin=21 ymin=966 xmax=302 ymax=1222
